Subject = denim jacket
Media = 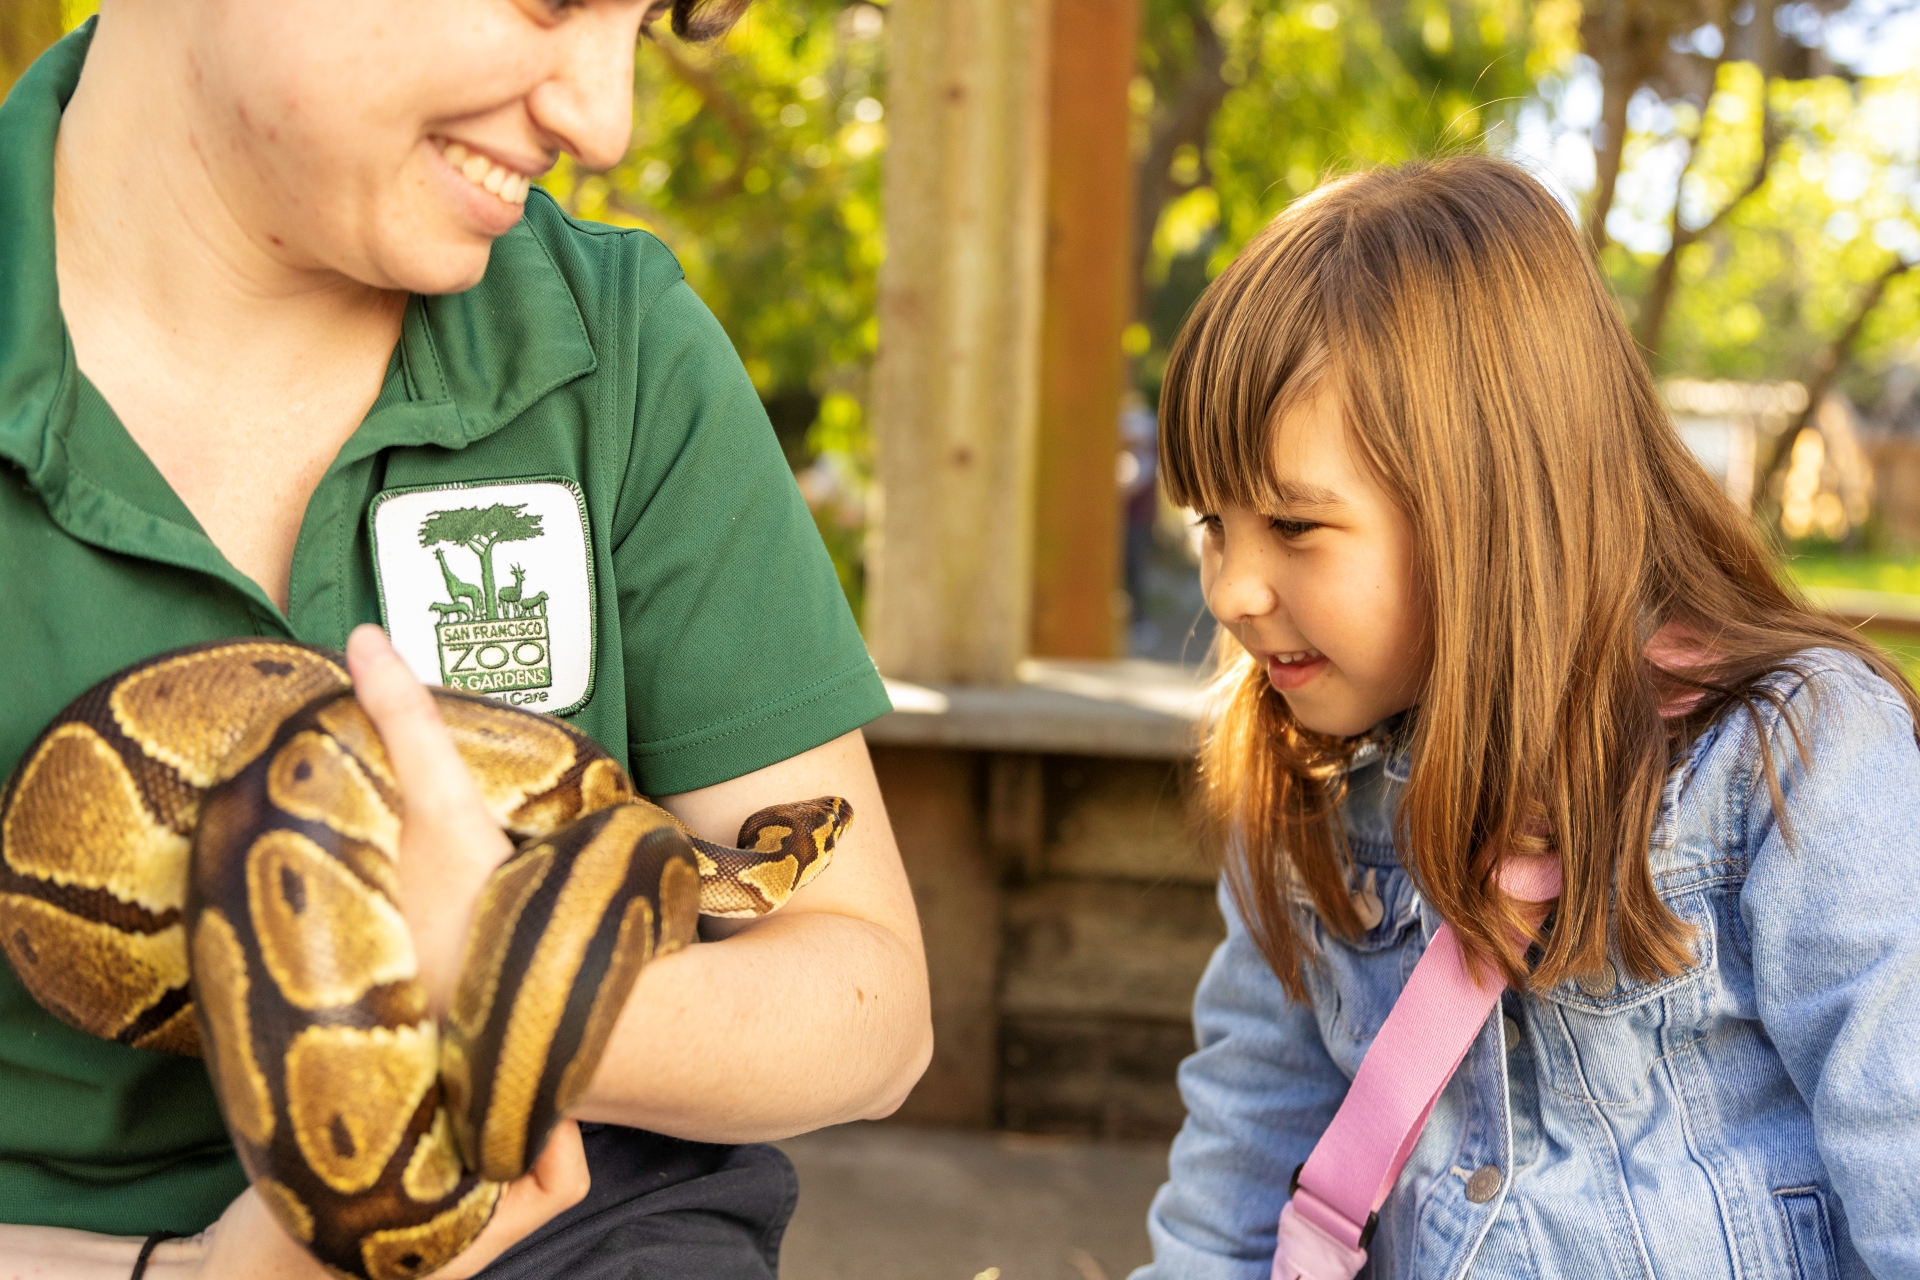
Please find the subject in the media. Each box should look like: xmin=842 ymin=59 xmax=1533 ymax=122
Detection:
xmin=1134 ymin=650 xmax=1920 ymax=1279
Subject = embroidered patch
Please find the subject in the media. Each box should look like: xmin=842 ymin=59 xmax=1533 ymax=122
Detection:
xmin=370 ymin=479 xmax=596 ymax=715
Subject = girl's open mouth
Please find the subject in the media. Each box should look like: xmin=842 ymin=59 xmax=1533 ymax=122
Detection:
xmin=1266 ymin=649 xmax=1328 ymax=691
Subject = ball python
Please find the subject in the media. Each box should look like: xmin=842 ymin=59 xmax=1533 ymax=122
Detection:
xmin=0 ymin=639 xmax=851 ymax=1279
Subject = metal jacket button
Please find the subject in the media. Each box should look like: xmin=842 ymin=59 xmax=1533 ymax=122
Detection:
xmin=1465 ymin=1165 xmax=1503 ymax=1204
xmin=1502 ymin=1015 xmax=1521 ymax=1048
xmin=1576 ymin=961 xmax=1618 ymax=998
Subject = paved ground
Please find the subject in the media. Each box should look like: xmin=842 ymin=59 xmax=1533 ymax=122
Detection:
xmin=776 ymin=1124 xmax=1172 ymax=1280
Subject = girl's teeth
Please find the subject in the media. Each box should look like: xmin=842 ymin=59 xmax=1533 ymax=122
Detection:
xmin=439 ymin=140 xmax=530 ymax=207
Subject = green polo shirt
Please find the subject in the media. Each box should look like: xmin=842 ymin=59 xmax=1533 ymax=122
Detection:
xmin=0 ymin=25 xmax=889 ymax=1235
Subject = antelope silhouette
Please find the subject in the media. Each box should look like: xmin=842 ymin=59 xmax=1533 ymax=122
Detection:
xmin=497 ymin=564 xmax=527 ymax=616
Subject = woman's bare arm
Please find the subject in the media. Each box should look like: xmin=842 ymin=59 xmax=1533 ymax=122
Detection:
xmin=348 ymin=627 xmax=933 ymax=1144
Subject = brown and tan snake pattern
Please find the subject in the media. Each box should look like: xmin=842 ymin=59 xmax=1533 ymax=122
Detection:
xmin=0 ymin=639 xmax=851 ymax=1279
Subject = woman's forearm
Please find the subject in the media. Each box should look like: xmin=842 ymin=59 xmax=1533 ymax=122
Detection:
xmin=571 ymin=905 xmax=933 ymax=1141
xmin=0 ymin=1225 xmax=201 ymax=1280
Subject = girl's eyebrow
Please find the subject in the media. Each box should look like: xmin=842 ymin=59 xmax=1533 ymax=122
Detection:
xmin=1272 ymin=480 xmax=1347 ymax=508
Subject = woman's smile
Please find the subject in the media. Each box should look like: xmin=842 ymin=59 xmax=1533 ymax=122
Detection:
xmin=431 ymin=136 xmax=540 ymax=237
xmin=436 ymin=138 xmax=536 ymax=205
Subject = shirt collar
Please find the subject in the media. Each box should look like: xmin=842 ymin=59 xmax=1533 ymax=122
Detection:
xmin=0 ymin=18 xmax=598 ymax=491
xmin=0 ymin=20 xmax=85 ymax=483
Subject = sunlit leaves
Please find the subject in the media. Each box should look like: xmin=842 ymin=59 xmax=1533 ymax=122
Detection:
xmin=541 ymin=1 xmax=886 ymax=426
xmin=1653 ymin=69 xmax=1920 ymax=383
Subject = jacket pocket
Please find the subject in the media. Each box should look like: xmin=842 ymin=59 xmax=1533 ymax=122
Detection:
xmin=1538 ymin=887 xmax=1716 ymax=1016
xmin=1774 ymin=1187 xmax=1837 ymax=1280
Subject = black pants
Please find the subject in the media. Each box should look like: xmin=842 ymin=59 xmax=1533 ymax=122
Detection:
xmin=477 ymin=1124 xmax=797 ymax=1279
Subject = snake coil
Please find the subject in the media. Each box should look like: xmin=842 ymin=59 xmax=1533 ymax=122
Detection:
xmin=0 ymin=640 xmax=851 ymax=1279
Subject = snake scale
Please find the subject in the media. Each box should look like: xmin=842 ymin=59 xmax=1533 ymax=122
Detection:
xmin=0 ymin=639 xmax=851 ymax=1279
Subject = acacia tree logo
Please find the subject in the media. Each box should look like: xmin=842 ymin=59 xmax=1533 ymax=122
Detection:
xmin=418 ymin=503 xmax=544 ymax=622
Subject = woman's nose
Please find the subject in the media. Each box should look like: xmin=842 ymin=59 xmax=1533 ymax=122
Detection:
xmin=528 ymin=10 xmax=646 ymax=170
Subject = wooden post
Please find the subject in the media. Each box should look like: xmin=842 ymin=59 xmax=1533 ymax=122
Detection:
xmin=1029 ymin=0 xmax=1141 ymax=659
xmin=865 ymin=0 xmax=1054 ymax=687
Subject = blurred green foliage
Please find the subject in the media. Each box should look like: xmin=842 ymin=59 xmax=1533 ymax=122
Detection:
xmin=538 ymin=1 xmax=886 ymax=618
xmin=1132 ymin=0 xmax=1563 ymax=397
xmin=1785 ymin=548 xmax=1920 ymax=594
xmin=1609 ymin=62 xmax=1920 ymax=387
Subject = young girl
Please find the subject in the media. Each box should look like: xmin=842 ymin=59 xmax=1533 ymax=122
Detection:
xmin=1132 ymin=156 xmax=1920 ymax=1279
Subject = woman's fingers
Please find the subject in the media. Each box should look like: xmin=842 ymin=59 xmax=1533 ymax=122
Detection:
xmin=344 ymin=624 xmax=513 ymax=1012
xmin=428 ymin=1121 xmax=593 ymax=1279
xmin=345 ymin=624 xmax=488 ymax=827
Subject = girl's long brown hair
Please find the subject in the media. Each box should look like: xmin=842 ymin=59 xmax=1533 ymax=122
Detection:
xmin=1162 ymin=156 xmax=1920 ymax=998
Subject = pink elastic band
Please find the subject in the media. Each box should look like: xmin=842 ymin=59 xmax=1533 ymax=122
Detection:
xmin=1272 ymin=854 xmax=1561 ymax=1279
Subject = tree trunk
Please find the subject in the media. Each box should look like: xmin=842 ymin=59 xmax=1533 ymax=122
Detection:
xmin=0 ymin=0 xmax=64 ymax=98
xmin=1753 ymin=256 xmax=1917 ymax=511
xmin=1635 ymin=0 xmax=1780 ymax=359
xmin=1582 ymin=1 xmax=1644 ymax=253
xmin=1130 ymin=0 xmax=1226 ymax=306
xmin=1580 ymin=0 xmax=1681 ymax=253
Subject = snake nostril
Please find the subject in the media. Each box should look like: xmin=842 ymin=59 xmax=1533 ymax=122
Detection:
xmin=329 ymin=1114 xmax=357 ymax=1158
xmin=400 ymin=1254 xmax=424 ymax=1271
xmin=293 ymin=761 xmax=313 ymax=782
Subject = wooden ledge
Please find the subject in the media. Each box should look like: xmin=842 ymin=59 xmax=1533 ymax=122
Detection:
xmin=868 ymin=659 xmax=1208 ymax=759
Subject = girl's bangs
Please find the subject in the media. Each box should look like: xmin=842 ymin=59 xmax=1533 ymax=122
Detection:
xmin=1158 ymin=212 xmax=1335 ymax=518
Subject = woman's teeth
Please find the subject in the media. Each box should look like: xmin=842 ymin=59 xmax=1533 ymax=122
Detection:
xmin=1273 ymin=650 xmax=1322 ymax=665
xmin=439 ymin=141 xmax=530 ymax=205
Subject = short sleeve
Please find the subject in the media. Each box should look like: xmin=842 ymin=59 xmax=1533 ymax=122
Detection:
xmin=608 ymin=279 xmax=890 ymax=795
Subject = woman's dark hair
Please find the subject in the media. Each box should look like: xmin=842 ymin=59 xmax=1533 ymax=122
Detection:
xmin=665 ymin=0 xmax=753 ymax=41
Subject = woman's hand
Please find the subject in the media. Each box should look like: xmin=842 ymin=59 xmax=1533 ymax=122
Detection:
xmin=0 ymin=1118 xmax=589 ymax=1280
xmin=343 ymin=624 xmax=514 ymax=1016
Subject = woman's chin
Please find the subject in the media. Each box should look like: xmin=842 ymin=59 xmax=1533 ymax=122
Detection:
xmin=368 ymin=235 xmax=498 ymax=297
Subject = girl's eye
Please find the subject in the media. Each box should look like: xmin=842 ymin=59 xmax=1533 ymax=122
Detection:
xmin=1193 ymin=513 xmax=1224 ymax=537
xmin=1270 ymin=517 xmax=1319 ymax=539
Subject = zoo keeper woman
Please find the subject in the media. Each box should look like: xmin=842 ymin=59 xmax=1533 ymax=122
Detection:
xmin=0 ymin=1 xmax=932 ymax=1277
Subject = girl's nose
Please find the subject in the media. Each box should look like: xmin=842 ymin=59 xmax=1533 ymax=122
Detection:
xmin=1205 ymin=534 xmax=1280 ymax=625
xmin=527 ymin=10 xmax=646 ymax=171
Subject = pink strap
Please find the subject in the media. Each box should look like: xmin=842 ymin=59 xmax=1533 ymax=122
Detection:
xmin=1272 ymin=855 xmax=1561 ymax=1280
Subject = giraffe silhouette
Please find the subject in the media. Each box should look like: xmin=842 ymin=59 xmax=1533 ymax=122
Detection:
xmin=435 ymin=549 xmax=486 ymax=620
